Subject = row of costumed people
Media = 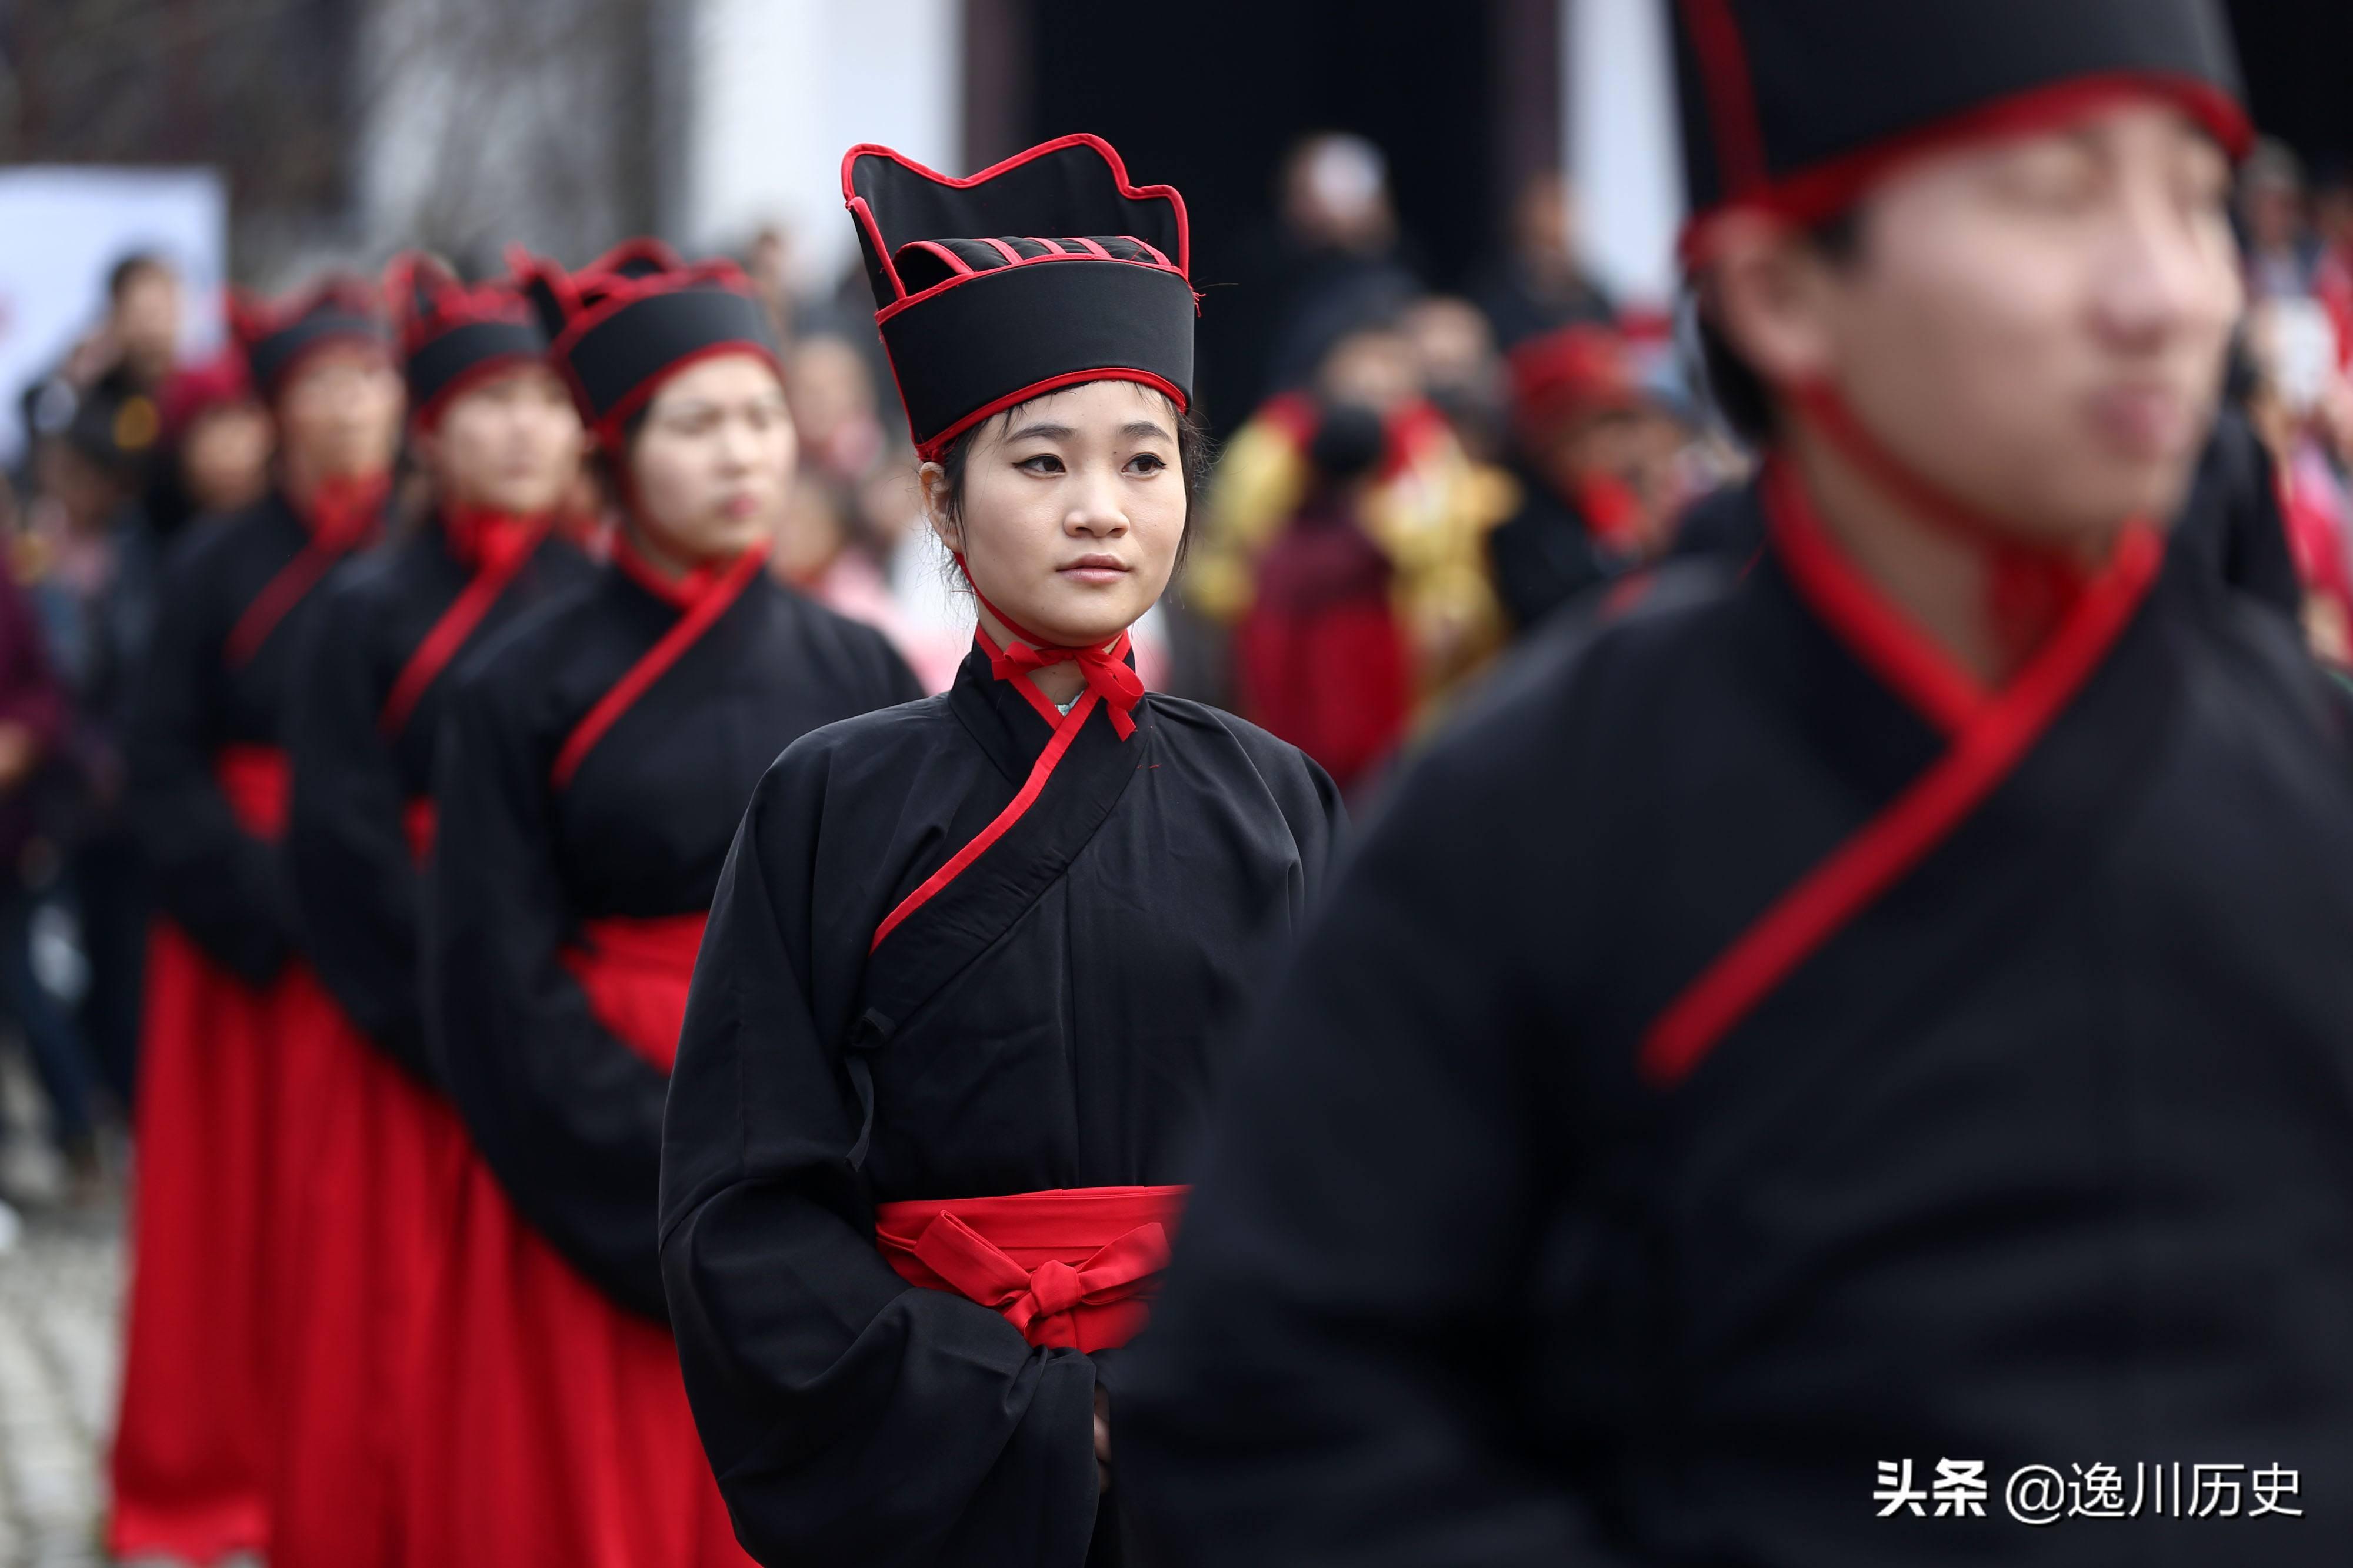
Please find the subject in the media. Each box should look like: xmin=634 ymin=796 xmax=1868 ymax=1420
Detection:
xmin=104 ymin=128 xmax=1344 ymax=1568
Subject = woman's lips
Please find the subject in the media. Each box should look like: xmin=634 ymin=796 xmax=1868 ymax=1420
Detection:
xmin=2085 ymin=383 xmax=2192 ymax=461
xmin=1058 ymin=555 xmax=1131 ymax=583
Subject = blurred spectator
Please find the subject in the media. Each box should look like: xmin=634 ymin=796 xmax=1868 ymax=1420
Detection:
xmin=151 ymin=349 xmax=273 ymax=536
xmin=785 ymin=333 xmax=886 ymax=486
xmin=1398 ymin=295 xmax=1507 ymax=460
xmin=2244 ymin=296 xmax=2353 ymax=661
xmin=1485 ymin=325 xmax=1648 ymax=633
xmin=24 ymin=388 xmax=164 ymax=1112
xmin=745 ymin=223 xmax=798 ymax=346
xmin=1210 ymin=132 xmax=1425 ymax=429
xmin=2311 ymin=164 xmax=2353 ymax=365
xmin=1467 ymin=169 xmax=1617 ymax=349
xmin=0 ymin=521 xmax=97 ymax=1193
xmin=1191 ymin=320 xmax=1511 ymax=716
xmin=1231 ymin=402 xmax=1411 ymax=797
xmin=2244 ymin=138 xmax=2322 ymax=302
xmin=19 ymin=253 xmax=185 ymax=506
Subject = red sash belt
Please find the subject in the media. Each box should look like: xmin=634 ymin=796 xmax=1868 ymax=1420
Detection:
xmin=215 ymin=745 xmax=291 ymax=843
xmin=559 ymin=914 xmax=708 ymax=1075
xmin=874 ymin=1185 xmax=1187 ymax=1352
xmin=402 ymin=798 xmax=437 ymax=863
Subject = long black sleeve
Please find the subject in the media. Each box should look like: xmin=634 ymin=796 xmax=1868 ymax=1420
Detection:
xmin=659 ymin=749 xmax=1100 ymax=1568
xmin=124 ymin=532 xmax=293 ymax=984
xmin=426 ymin=664 xmax=675 ymax=1319
xmin=287 ymin=564 xmax=435 ymax=1080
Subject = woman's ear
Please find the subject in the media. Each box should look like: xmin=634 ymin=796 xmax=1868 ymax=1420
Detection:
xmin=1704 ymin=212 xmax=1843 ymax=392
xmin=917 ymin=459 xmax=961 ymax=554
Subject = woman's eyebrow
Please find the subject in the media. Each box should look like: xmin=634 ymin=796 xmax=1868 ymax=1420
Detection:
xmin=1122 ymin=419 xmax=1176 ymax=442
xmin=1004 ymin=421 xmax=1075 ymax=442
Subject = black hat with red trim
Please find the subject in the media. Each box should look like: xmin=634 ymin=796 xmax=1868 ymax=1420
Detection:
xmin=842 ymin=134 xmax=1195 ymax=461
xmin=227 ymin=277 xmax=390 ymax=401
xmin=509 ymin=239 xmax=779 ymax=452
xmin=1672 ymin=0 xmax=2252 ymax=261
xmin=385 ymin=253 xmax=548 ymax=431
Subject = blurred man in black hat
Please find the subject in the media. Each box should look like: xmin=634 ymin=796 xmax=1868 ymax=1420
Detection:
xmin=1125 ymin=2 xmax=2353 ymax=1562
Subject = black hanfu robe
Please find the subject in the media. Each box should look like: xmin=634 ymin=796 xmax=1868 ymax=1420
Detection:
xmin=113 ymin=482 xmax=382 ymax=1564
xmin=658 ymin=641 xmax=1344 ymax=1568
xmin=276 ymin=511 xmax=591 ymax=1568
xmin=411 ymin=541 xmax=918 ymax=1568
xmin=1121 ymin=464 xmax=2353 ymax=1565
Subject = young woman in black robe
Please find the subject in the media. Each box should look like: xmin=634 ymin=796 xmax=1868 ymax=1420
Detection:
xmin=278 ymin=253 xmax=594 ymax=1568
xmin=658 ymin=135 xmax=1344 ymax=1568
xmin=114 ymin=281 xmax=404 ymax=1566
xmin=410 ymin=241 xmax=919 ymax=1568
xmin=1122 ymin=6 xmax=2353 ymax=1564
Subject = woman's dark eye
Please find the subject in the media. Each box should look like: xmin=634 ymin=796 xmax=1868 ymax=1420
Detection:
xmin=1017 ymin=454 xmax=1065 ymax=474
xmin=1128 ymin=453 xmax=1168 ymax=473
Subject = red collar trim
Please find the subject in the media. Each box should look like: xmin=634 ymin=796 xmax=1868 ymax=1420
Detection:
xmin=611 ymin=525 xmax=750 ymax=610
xmin=1763 ymin=459 xmax=1989 ymax=736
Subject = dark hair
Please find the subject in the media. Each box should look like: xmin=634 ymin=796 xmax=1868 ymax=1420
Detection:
xmin=1695 ymin=209 xmax=1864 ymax=445
xmin=107 ymin=251 xmax=173 ymax=303
xmin=933 ymin=383 xmax=1213 ymax=575
xmin=1308 ymin=400 xmax=1387 ymax=483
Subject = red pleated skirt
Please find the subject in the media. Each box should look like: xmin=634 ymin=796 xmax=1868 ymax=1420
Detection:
xmin=111 ymin=745 xmax=335 ymax=1564
xmin=268 ymin=799 xmax=463 ymax=1568
xmin=400 ymin=912 xmax=751 ymax=1568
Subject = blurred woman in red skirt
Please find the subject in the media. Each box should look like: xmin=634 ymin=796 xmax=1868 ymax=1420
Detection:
xmin=404 ymin=242 xmax=918 ymax=1568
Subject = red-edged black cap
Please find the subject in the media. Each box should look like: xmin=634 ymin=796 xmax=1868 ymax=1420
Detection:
xmin=385 ymin=252 xmax=548 ymax=431
xmin=510 ymin=239 xmax=779 ymax=451
xmin=1673 ymin=0 xmax=2252 ymax=262
xmin=842 ymin=134 xmax=1196 ymax=461
xmin=227 ymin=277 xmax=389 ymax=401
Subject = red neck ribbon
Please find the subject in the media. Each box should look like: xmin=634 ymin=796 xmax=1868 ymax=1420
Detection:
xmin=443 ymin=502 xmax=547 ymax=574
xmin=1786 ymin=379 xmax=2103 ymax=666
xmin=955 ymin=554 xmax=1143 ymax=739
xmin=301 ymin=471 xmax=392 ymax=549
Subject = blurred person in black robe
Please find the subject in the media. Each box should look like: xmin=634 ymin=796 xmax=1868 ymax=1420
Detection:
xmin=411 ymin=241 xmax=916 ymax=1568
xmin=1468 ymin=169 xmax=1619 ymax=351
xmin=111 ymin=278 xmax=401 ymax=1567
xmin=275 ymin=253 xmax=594 ymax=1568
xmin=1487 ymin=324 xmax=1657 ymax=635
xmin=658 ymin=135 xmax=1343 ymax=1568
xmin=25 ymin=386 xmax=163 ymax=1115
xmin=1125 ymin=5 xmax=2353 ymax=1563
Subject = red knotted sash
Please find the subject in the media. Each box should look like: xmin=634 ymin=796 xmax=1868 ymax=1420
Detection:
xmin=875 ymin=1185 xmax=1187 ymax=1352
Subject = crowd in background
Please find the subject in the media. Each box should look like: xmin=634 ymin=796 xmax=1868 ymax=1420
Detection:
xmin=0 ymin=121 xmax=2345 ymax=1222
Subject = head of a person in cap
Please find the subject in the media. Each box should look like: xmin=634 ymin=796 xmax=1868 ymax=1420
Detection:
xmin=159 ymin=349 xmax=272 ymax=517
xmin=389 ymin=252 xmax=582 ymax=522
xmin=1679 ymin=0 xmax=2251 ymax=555
xmin=844 ymin=134 xmax=1208 ymax=652
xmin=517 ymin=239 xmax=794 ymax=575
xmin=107 ymin=252 xmax=184 ymax=394
xmin=228 ymin=276 xmax=405 ymax=497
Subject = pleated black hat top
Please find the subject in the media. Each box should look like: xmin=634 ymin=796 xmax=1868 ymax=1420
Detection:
xmin=842 ymin=133 xmax=1196 ymax=459
xmin=227 ymin=276 xmax=389 ymax=400
xmin=1671 ymin=0 xmax=2251 ymax=253
xmin=511 ymin=238 xmax=778 ymax=448
xmin=385 ymin=252 xmax=547 ymax=430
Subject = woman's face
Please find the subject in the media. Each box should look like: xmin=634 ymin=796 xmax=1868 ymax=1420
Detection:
xmin=922 ymin=379 xmax=1185 ymax=648
xmin=181 ymin=401 xmax=274 ymax=513
xmin=627 ymin=352 xmax=796 ymax=565
xmin=423 ymin=364 xmax=584 ymax=518
xmin=277 ymin=342 xmax=405 ymax=483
